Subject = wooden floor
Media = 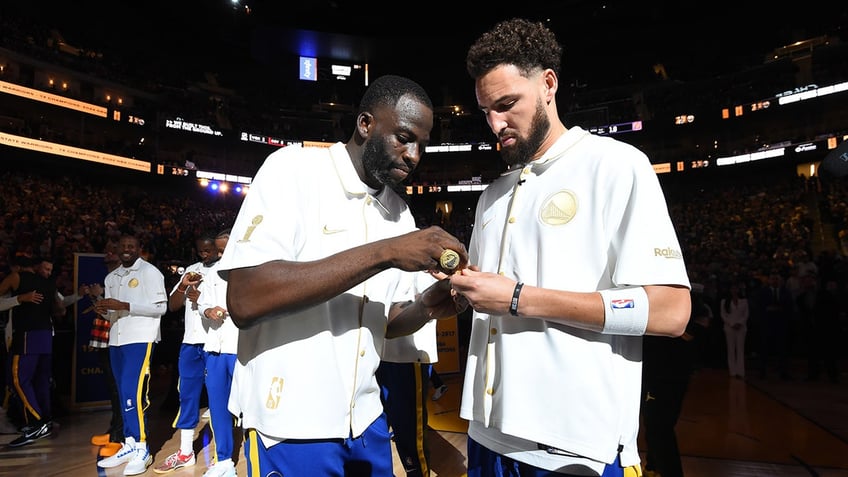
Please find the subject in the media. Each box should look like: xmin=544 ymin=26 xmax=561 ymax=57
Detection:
xmin=1 ymin=359 xmax=847 ymax=477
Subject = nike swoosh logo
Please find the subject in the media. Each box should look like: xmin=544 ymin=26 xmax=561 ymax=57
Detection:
xmin=323 ymin=225 xmax=346 ymax=234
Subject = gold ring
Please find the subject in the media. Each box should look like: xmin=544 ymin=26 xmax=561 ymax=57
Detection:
xmin=215 ymin=310 xmax=224 ymax=318
xmin=439 ymin=249 xmax=460 ymax=271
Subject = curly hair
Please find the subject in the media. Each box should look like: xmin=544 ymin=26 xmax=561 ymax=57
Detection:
xmin=466 ymin=18 xmax=563 ymax=80
xmin=357 ymin=74 xmax=433 ymax=116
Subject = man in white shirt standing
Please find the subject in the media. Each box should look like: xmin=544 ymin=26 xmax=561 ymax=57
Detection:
xmin=95 ymin=234 xmax=167 ymax=476
xmin=195 ymin=228 xmax=238 ymax=477
xmin=153 ymin=231 xmax=216 ymax=474
xmin=377 ymin=271 xmax=441 ymax=476
xmin=450 ymin=19 xmax=692 ymax=477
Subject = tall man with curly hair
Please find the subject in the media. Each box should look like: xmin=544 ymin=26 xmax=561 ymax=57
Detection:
xmin=450 ymin=19 xmax=692 ymax=477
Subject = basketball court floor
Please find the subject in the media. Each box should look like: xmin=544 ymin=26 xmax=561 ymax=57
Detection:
xmin=1 ymin=361 xmax=846 ymax=476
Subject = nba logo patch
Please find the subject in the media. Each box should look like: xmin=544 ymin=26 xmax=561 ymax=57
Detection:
xmin=611 ymin=299 xmax=635 ymax=309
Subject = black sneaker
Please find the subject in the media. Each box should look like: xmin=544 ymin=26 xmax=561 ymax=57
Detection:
xmin=7 ymin=422 xmax=51 ymax=448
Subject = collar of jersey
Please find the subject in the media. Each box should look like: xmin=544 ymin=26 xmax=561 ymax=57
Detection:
xmin=115 ymin=258 xmax=143 ymax=276
xmin=330 ymin=142 xmax=390 ymax=215
xmin=500 ymin=126 xmax=591 ymax=178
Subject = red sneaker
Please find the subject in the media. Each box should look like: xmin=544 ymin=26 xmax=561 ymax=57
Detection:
xmin=153 ymin=450 xmax=196 ymax=474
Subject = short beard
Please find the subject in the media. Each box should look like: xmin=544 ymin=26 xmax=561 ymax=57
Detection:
xmin=500 ymin=98 xmax=550 ymax=167
xmin=361 ymin=137 xmax=395 ymax=188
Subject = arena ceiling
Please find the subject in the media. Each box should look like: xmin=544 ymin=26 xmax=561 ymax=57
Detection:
xmin=5 ymin=1 xmax=847 ymax=108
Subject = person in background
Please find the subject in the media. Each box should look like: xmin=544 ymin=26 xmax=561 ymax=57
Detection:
xmin=0 ymin=258 xmax=26 ymax=435
xmin=449 ymin=18 xmax=691 ymax=476
xmin=641 ymin=283 xmax=710 ymax=477
xmin=194 ymin=228 xmax=239 ymax=477
xmin=217 ymin=74 xmax=468 ymax=477
xmin=1 ymin=256 xmax=64 ymax=447
xmin=377 ymin=271 xmax=442 ymax=476
xmin=35 ymin=258 xmax=88 ymax=309
xmin=88 ymin=240 xmax=124 ymax=457
xmin=0 ymin=287 xmax=44 ymax=436
xmin=153 ymin=231 xmax=216 ymax=474
xmin=756 ymin=270 xmax=794 ymax=380
xmin=95 ymin=234 xmax=168 ymax=476
xmin=720 ymin=282 xmax=749 ymax=379
xmin=796 ymin=272 xmax=841 ymax=383
xmin=0 ymin=290 xmax=43 ymax=312
xmin=430 ymin=368 xmax=448 ymax=401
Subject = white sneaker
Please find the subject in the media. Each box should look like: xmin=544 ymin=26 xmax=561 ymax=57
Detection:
xmin=202 ymin=460 xmax=237 ymax=477
xmin=432 ymin=384 xmax=448 ymax=401
xmin=97 ymin=438 xmax=136 ymax=468
xmin=123 ymin=446 xmax=153 ymax=476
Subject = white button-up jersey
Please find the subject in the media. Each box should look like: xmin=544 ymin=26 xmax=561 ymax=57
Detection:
xmin=461 ymin=127 xmax=690 ymax=472
xmin=170 ymin=260 xmax=208 ymax=345
xmin=105 ymin=257 xmax=167 ymax=345
xmin=218 ymin=143 xmax=417 ymax=446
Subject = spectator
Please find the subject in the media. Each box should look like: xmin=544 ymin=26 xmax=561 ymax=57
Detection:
xmin=721 ymin=282 xmax=750 ymax=378
xmin=756 ymin=270 xmax=794 ymax=380
xmin=641 ymin=284 xmax=710 ymax=477
xmin=796 ymin=273 xmax=841 ymax=383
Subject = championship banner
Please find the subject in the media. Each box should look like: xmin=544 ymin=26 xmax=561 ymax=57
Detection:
xmin=433 ymin=315 xmax=460 ymax=374
xmin=71 ymin=253 xmax=110 ymax=409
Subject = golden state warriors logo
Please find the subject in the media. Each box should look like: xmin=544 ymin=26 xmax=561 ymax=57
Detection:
xmin=540 ymin=190 xmax=577 ymax=225
xmin=128 ymin=278 xmax=139 ymax=288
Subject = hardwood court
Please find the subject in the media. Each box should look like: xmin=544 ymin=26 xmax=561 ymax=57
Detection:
xmin=1 ymin=362 xmax=846 ymax=476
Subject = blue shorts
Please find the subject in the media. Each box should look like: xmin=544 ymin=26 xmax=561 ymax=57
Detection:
xmin=243 ymin=412 xmax=394 ymax=477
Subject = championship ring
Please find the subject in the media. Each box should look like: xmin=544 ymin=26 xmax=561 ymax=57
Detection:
xmin=439 ymin=249 xmax=461 ymax=271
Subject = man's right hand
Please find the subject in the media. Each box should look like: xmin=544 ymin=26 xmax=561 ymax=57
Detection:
xmin=386 ymin=226 xmax=469 ymax=274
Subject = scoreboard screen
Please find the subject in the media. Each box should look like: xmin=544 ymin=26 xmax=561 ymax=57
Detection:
xmin=300 ymin=56 xmax=367 ymax=85
xmin=589 ymin=120 xmax=643 ymax=136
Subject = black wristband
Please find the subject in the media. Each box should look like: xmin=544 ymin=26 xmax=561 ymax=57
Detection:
xmin=509 ymin=282 xmax=523 ymax=316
